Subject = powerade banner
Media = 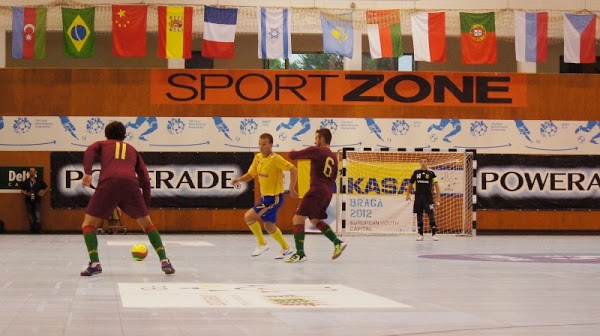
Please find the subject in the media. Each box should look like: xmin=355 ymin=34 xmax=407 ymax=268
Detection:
xmin=51 ymin=152 xmax=254 ymax=209
xmin=477 ymin=154 xmax=600 ymax=210
xmin=0 ymin=166 xmax=44 ymax=192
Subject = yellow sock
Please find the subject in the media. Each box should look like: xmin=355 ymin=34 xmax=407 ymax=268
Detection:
xmin=248 ymin=221 xmax=267 ymax=245
xmin=269 ymin=227 xmax=289 ymax=249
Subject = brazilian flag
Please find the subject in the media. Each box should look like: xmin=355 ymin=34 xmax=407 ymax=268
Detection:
xmin=62 ymin=7 xmax=95 ymax=57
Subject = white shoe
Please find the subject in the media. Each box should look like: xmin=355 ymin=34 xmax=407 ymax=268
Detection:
xmin=274 ymin=248 xmax=293 ymax=260
xmin=433 ymin=235 xmax=439 ymax=241
xmin=252 ymin=244 xmax=269 ymax=256
xmin=416 ymin=235 xmax=424 ymax=241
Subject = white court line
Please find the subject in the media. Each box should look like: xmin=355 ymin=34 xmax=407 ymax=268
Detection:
xmin=107 ymin=241 xmax=214 ymax=247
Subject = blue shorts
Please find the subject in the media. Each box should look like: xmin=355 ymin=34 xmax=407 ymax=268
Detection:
xmin=252 ymin=194 xmax=284 ymax=223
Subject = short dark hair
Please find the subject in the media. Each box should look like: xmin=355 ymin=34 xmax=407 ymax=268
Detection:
xmin=260 ymin=133 xmax=273 ymax=144
xmin=316 ymin=128 xmax=332 ymax=144
xmin=105 ymin=121 xmax=126 ymax=141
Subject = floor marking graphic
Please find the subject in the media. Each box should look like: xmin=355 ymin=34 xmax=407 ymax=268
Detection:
xmin=118 ymin=283 xmax=411 ymax=309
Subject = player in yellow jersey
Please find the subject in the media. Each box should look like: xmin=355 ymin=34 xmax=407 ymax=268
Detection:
xmin=232 ymin=133 xmax=298 ymax=259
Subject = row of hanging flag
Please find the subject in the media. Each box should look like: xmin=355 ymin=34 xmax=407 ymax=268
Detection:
xmin=10 ymin=5 xmax=598 ymax=64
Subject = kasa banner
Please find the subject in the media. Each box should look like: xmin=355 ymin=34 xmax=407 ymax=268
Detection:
xmin=477 ymin=154 xmax=600 ymax=210
xmin=51 ymin=152 xmax=254 ymax=209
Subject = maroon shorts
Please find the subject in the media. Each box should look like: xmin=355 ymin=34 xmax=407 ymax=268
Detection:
xmin=86 ymin=178 xmax=148 ymax=219
xmin=296 ymin=189 xmax=332 ymax=220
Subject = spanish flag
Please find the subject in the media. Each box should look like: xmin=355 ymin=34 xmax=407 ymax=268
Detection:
xmin=157 ymin=6 xmax=192 ymax=59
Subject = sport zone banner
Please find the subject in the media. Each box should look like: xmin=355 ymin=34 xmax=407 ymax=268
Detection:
xmin=51 ymin=151 xmax=254 ymax=209
xmin=477 ymin=154 xmax=600 ymax=210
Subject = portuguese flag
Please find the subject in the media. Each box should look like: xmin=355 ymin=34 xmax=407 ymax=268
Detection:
xmin=460 ymin=12 xmax=497 ymax=64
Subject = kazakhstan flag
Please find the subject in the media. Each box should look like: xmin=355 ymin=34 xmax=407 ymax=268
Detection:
xmin=321 ymin=12 xmax=353 ymax=59
xmin=62 ymin=7 xmax=95 ymax=57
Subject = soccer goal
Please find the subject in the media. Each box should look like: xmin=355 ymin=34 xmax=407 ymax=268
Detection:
xmin=336 ymin=148 xmax=475 ymax=236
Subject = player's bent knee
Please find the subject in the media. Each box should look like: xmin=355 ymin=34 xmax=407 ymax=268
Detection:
xmin=244 ymin=210 xmax=260 ymax=224
xmin=82 ymin=214 xmax=102 ymax=228
xmin=264 ymin=222 xmax=277 ymax=233
xmin=136 ymin=216 xmax=153 ymax=230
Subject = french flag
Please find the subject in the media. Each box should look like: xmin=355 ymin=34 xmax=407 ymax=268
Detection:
xmin=201 ymin=6 xmax=238 ymax=59
xmin=563 ymin=13 xmax=596 ymax=64
xmin=514 ymin=12 xmax=547 ymax=63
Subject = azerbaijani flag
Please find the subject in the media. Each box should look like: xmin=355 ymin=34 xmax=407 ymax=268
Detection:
xmin=157 ymin=6 xmax=193 ymax=59
xmin=410 ymin=12 xmax=446 ymax=63
xmin=366 ymin=9 xmax=402 ymax=59
xmin=514 ymin=12 xmax=548 ymax=63
xmin=12 ymin=7 xmax=47 ymax=59
xmin=459 ymin=12 xmax=497 ymax=64
xmin=563 ymin=13 xmax=596 ymax=64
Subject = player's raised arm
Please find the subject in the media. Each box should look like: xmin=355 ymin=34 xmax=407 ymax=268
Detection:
xmin=82 ymin=141 xmax=101 ymax=187
xmin=289 ymin=146 xmax=318 ymax=160
xmin=288 ymin=166 xmax=298 ymax=199
xmin=135 ymin=152 xmax=151 ymax=207
xmin=232 ymin=154 xmax=258 ymax=186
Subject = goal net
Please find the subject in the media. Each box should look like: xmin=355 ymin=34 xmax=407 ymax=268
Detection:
xmin=337 ymin=148 xmax=474 ymax=236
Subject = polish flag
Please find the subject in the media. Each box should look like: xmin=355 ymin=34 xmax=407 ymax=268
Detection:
xmin=410 ymin=12 xmax=446 ymax=62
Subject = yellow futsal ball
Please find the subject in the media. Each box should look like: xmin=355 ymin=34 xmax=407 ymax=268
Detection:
xmin=131 ymin=243 xmax=148 ymax=261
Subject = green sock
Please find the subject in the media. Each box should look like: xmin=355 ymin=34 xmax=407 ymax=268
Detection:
xmin=294 ymin=232 xmax=306 ymax=256
xmin=147 ymin=226 xmax=167 ymax=260
xmin=83 ymin=227 xmax=99 ymax=263
xmin=317 ymin=221 xmax=341 ymax=245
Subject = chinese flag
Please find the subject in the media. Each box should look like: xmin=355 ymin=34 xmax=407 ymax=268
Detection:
xmin=112 ymin=5 xmax=147 ymax=57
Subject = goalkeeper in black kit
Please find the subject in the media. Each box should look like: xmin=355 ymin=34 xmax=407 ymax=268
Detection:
xmin=405 ymin=157 xmax=441 ymax=241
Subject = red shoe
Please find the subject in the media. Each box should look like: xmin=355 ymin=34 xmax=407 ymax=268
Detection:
xmin=161 ymin=259 xmax=175 ymax=275
xmin=80 ymin=262 xmax=102 ymax=276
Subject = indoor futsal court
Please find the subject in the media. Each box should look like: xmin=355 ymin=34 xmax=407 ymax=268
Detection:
xmin=0 ymin=233 xmax=598 ymax=336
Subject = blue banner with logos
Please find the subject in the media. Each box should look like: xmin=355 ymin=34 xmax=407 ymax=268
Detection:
xmin=476 ymin=154 xmax=600 ymax=210
xmin=50 ymin=152 xmax=254 ymax=209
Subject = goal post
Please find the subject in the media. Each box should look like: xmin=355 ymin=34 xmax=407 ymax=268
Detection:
xmin=336 ymin=148 xmax=475 ymax=236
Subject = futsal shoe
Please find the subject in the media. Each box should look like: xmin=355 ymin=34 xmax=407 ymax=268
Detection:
xmin=433 ymin=235 xmax=439 ymax=241
xmin=332 ymin=242 xmax=347 ymax=260
xmin=252 ymin=244 xmax=270 ymax=257
xmin=416 ymin=235 xmax=424 ymax=241
xmin=80 ymin=262 xmax=102 ymax=276
xmin=285 ymin=254 xmax=307 ymax=263
xmin=275 ymin=248 xmax=293 ymax=260
xmin=161 ymin=259 xmax=176 ymax=275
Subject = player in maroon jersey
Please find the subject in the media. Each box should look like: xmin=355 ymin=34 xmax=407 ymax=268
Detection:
xmin=285 ymin=128 xmax=347 ymax=263
xmin=79 ymin=121 xmax=175 ymax=276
